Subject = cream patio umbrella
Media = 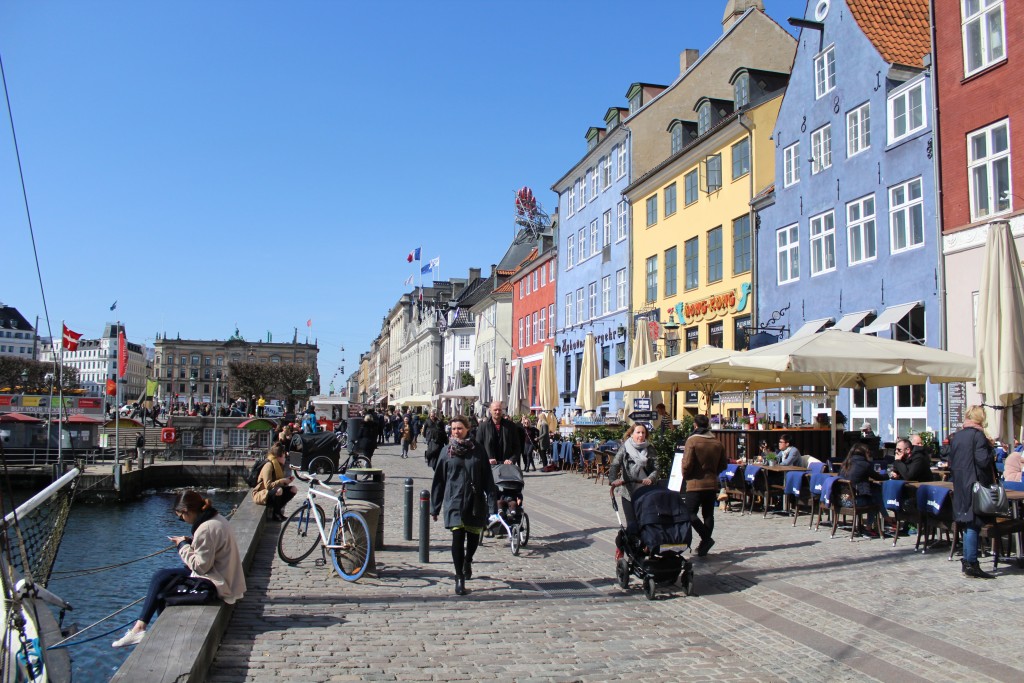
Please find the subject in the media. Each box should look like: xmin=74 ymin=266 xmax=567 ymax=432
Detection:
xmin=508 ymin=357 xmax=529 ymax=417
xmin=477 ymin=361 xmax=491 ymax=418
xmin=976 ymin=220 xmax=1024 ymax=442
xmin=575 ymin=333 xmax=600 ymax=414
xmin=691 ymin=329 xmax=977 ymax=459
xmin=495 ymin=357 xmax=510 ymax=412
xmin=595 ymin=353 xmax=678 ymax=393
xmin=538 ymin=344 xmax=559 ymax=426
xmin=622 ymin=320 xmax=663 ymax=421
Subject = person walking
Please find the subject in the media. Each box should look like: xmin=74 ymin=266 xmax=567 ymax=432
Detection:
xmin=682 ymin=414 xmax=728 ymax=556
xmin=430 ymin=415 xmax=496 ymax=596
xmin=949 ymin=405 xmax=997 ymax=579
xmin=608 ymin=423 xmax=659 ymax=497
xmin=477 ymin=401 xmax=524 ymax=467
xmin=400 ymin=416 xmax=413 ymax=459
xmin=537 ymin=412 xmax=551 ymax=470
xmin=520 ymin=416 xmax=538 ymax=472
xmin=423 ymin=409 xmax=448 ymax=469
xmin=356 ymin=409 xmax=379 ymax=462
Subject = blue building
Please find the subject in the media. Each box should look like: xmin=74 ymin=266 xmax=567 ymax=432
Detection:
xmin=754 ymin=0 xmax=940 ymax=440
xmin=551 ymin=107 xmax=632 ymax=420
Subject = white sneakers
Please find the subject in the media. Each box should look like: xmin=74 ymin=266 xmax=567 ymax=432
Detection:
xmin=112 ymin=629 xmax=145 ymax=648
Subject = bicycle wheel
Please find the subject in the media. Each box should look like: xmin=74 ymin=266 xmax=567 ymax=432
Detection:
xmin=350 ymin=455 xmax=373 ymax=479
xmin=329 ymin=510 xmax=372 ymax=581
xmin=510 ymin=524 xmax=521 ymax=556
xmin=277 ymin=503 xmax=324 ymax=564
xmin=519 ymin=512 xmax=530 ymax=546
xmin=307 ymin=456 xmax=335 ymax=484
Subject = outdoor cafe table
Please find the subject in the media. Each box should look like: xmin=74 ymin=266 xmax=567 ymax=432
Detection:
xmin=758 ymin=465 xmax=807 ymax=514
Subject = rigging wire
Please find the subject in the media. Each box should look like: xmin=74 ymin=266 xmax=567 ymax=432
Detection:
xmin=48 ymin=545 xmax=175 ymax=580
xmin=47 ymin=596 xmax=144 ymax=650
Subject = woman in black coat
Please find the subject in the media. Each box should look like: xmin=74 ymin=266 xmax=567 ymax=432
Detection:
xmin=949 ymin=405 xmax=997 ymax=579
xmin=430 ymin=415 xmax=497 ymax=596
xmin=839 ymin=443 xmax=887 ymax=533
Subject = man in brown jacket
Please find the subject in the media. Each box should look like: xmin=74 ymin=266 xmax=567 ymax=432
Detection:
xmin=682 ymin=414 xmax=728 ymax=556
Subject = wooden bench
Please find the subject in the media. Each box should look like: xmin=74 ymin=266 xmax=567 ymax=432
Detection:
xmin=110 ymin=493 xmax=263 ymax=683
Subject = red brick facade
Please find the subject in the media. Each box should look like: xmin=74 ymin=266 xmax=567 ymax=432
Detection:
xmin=934 ymin=0 xmax=1024 ymax=232
xmin=510 ymin=255 xmax=556 ymax=410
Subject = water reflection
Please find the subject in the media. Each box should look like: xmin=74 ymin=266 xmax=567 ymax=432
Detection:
xmin=47 ymin=488 xmax=246 ymax=682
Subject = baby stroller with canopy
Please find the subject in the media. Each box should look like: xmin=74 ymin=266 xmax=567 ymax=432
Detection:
xmin=486 ymin=463 xmax=530 ymax=555
xmin=612 ymin=484 xmax=694 ymax=599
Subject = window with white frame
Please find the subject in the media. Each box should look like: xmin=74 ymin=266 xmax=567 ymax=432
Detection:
xmin=697 ymin=102 xmax=711 ymax=136
xmin=568 ymin=185 xmax=575 ymax=216
xmin=578 ymin=177 xmax=586 ymax=207
xmin=603 ymin=210 xmax=611 ymax=247
xmin=567 ymin=233 xmax=575 ymax=267
xmin=591 ymin=166 xmax=599 ymax=197
xmin=602 ymin=275 xmax=611 ymax=313
xmin=565 ymin=293 xmax=573 ymax=329
xmin=518 ymin=318 xmax=524 ymax=349
xmin=890 ymin=177 xmax=925 ymax=252
xmin=629 ymin=92 xmax=641 ymax=114
xmin=540 ymin=264 xmax=546 ymax=287
xmin=588 ymin=283 xmax=597 ymax=319
xmin=847 ymin=103 xmax=870 ymax=157
xmin=532 ymin=312 xmax=539 ymax=343
xmin=549 ymin=261 xmax=555 ymax=281
xmin=968 ymin=119 xmax=1011 ymax=220
xmin=576 ymin=288 xmax=585 ymax=324
xmin=602 ymin=154 xmax=612 ymax=189
xmin=616 ymin=269 xmax=626 ymax=309
xmin=548 ymin=304 xmax=554 ymax=337
xmin=617 ymin=143 xmax=626 ymax=178
xmin=888 ymin=80 xmax=926 ymax=144
xmin=846 ymin=194 xmax=877 ymax=265
xmin=538 ymin=309 xmax=546 ymax=340
xmin=591 ymin=219 xmax=599 ymax=255
xmin=777 ymin=224 xmax=800 ymax=284
xmin=893 ymin=306 xmax=927 ymax=434
xmin=809 ymin=210 xmax=836 ymax=275
xmin=646 ymin=195 xmax=658 ymax=226
xmin=458 ymin=334 xmax=470 ymax=350
xmin=783 ymin=143 xmax=800 ymax=187
xmin=533 ymin=270 xmax=538 ymax=290
xmin=962 ymin=0 xmax=1006 ymax=76
xmin=578 ymin=228 xmax=587 ymax=262
xmin=811 ymin=124 xmax=832 ymax=173
xmin=524 ymin=276 xmax=530 ymax=296
xmin=814 ymin=46 xmax=836 ymax=99
xmin=645 ymin=256 xmax=658 ymax=303
xmin=459 ymin=360 xmax=470 ymax=372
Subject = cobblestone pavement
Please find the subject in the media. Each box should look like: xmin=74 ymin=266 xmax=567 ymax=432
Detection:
xmin=209 ymin=443 xmax=1024 ymax=682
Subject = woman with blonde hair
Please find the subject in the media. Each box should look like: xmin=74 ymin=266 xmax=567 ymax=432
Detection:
xmin=949 ymin=405 xmax=997 ymax=579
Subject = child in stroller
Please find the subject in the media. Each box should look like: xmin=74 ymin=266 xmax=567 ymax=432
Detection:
xmin=486 ymin=463 xmax=531 ymax=555
xmin=612 ymin=484 xmax=694 ymax=599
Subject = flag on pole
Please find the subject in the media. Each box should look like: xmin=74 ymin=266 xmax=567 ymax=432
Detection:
xmin=406 ymin=247 xmax=421 ymax=263
xmin=403 ymin=274 xmax=414 ymax=286
xmin=106 ymin=379 xmax=117 ymax=396
xmin=110 ymin=300 xmax=117 ymax=311
xmin=421 ymin=256 xmax=440 ymax=275
xmin=145 ymin=379 xmax=159 ymax=399
xmin=307 ymin=319 xmax=312 ymax=328
xmin=61 ymin=324 xmax=82 ymax=351
xmin=117 ymin=329 xmax=127 ymax=378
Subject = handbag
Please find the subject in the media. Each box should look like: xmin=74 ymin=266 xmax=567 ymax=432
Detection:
xmin=160 ymin=575 xmax=217 ymax=607
xmin=972 ymin=480 xmax=1009 ymax=516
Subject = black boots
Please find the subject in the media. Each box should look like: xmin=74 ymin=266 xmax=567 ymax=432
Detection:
xmin=463 ymin=559 xmax=473 ymax=580
xmin=962 ymin=559 xmax=995 ymax=579
xmin=454 ymin=576 xmax=466 ymax=595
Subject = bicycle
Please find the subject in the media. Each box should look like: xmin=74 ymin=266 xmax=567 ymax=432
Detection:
xmin=276 ymin=465 xmax=372 ymax=581
xmin=300 ymin=433 xmax=372 ymax=484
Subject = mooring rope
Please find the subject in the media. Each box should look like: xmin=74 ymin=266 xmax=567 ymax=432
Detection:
xmin=48 ymin=545 xmax=176 ymax=581
xmin=46 ymin=596 xmax=145 ymax=650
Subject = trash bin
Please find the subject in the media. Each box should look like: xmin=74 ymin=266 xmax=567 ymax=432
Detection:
xmin=343 ymin=500 xmax=379 ymax=578
xmin=345 ymin=469 xmax=385 ymax=549
xmin=346 ymin=417 xmax=363 ymax=454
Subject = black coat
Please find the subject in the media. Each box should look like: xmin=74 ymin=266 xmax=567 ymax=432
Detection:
xmin=893 ymin=446 xmax=933 ymax=482
xmin=430 ymin=442 xmax=496 ymax=529
xmin=841 ymin=451 xmax=886 ymax=497
xmin=356 ymin=414 xmax=379 ymax=457
xmin=950 ymin=426 xmax=995 ymax=523
xmin=422 ymin=417 xmax=448 ymax=459
xmin=475 ymin=417 xmax=524 ymax=467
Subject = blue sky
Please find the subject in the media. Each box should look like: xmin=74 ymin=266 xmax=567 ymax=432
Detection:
xmin=0 ymin=0 xmax=805 ymax=388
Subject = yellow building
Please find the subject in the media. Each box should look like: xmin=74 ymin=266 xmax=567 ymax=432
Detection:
xmin=626 ymin=86 xmax=784 ymax=418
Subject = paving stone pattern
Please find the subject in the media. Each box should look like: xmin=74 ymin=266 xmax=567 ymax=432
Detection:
xmin=209 ymin=443 xmax=1024 ymax=682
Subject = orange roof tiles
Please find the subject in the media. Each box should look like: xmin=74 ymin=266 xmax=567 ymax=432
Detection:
xmin=847 ymin=0 xmax=931 ymax=69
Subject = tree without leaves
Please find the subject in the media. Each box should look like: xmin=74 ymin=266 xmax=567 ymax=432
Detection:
xmin=0 ymin=358 xmax=80 ymax=393
xmin=226 ymin=361 xmax=275 ymax=404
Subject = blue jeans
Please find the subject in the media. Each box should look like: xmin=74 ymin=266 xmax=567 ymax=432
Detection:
xmin=962 ymin=519 xmax=982 ymax=562
xmin=140 ymin=567 xmax=191 ymax=625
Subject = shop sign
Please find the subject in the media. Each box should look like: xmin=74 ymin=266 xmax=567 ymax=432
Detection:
xmin=555 ymin=326 xmax=625 ymax=354
xmin=673 ymin=282 xmax=751 ymax=324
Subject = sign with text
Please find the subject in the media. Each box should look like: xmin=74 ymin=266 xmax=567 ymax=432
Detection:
xmin=947 ymin=382 xmax=966 ymax=429
xmin=632 ymin=398 xmax=651 ymax=412
xmin=628 ymin=411 xmax=655 ymax=421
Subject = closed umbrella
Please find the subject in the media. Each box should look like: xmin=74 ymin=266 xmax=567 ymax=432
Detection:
xmin=508 ymin=358 xmax=528 ymax=416
xmin=576 ymin=333 xmax=599 ymax=414
xmin=692 ymin=329 xmax=977 ymax=458
xmin=431 ymin=379 xmax=441 ymax=412
xmin=538 ymin=344 xmax=559 ymax=419
xmin=477 ymin=361 xmax=491 ymax=418
xmin=977 ymin=220 xmax=1024 ymax=441
xmin=623 ymin=321 xmax=662 ymax=421
xmin=495 ymin=357 xmax=510 ymax=411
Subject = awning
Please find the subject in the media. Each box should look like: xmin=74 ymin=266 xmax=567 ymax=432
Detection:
xmin=392 ymin=394 xmax=434 ymax=407
xmin=791 ymin=318 xmax=833 ymax=339
xmin=860 ymin=301 xmax=919 ymax=335
xmin=834 ymin=310 xmax=875 ymax=332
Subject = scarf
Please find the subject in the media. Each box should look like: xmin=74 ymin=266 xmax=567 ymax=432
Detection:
xmin=190 ymin=507 xmax=218 ymax=535
xmin=963 ymin=419 xmax=986 ymax=433
xmin=624 ymin=438 xmax=649 ymax=467
xmin=448 ymin=436 xmax=474 ymax=459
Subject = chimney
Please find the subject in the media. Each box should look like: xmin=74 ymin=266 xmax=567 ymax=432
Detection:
xmin=722 ymin=0 xmax=764 ymax=33
xmin=680 ymin=49 xmax=699 ymax=73
xmin=469 ymin=267 xmax=481 ymax=281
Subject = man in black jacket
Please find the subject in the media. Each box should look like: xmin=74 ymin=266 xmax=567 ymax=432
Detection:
xmin=422 ymin=409 xmax=448 ymax=469
xmin=891 ymin=436 xmax=933 ymax=482
xmin=476 ymin=401 xmax=524 ymax=468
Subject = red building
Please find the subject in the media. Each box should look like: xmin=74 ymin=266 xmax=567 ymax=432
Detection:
xmin=510 ymin=247 xmax=557 ymax=412
xmin=935 ymin=0 xmax=1023 ymax=403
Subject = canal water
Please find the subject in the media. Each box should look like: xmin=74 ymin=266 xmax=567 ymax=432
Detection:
xmin=45 ymin=487 xmax=247 ymax=682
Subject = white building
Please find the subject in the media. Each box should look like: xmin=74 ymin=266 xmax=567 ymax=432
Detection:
xmin=0 ymin=304 xmax=37 ymax=360
xmin=40 ymin=323 xmax=147 ymax=400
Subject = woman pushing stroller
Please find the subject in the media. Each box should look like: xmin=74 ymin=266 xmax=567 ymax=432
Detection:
xmin=609 ymin=423 xmax=659 ymax=496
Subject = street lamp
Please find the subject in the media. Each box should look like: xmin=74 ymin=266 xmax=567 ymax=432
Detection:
xmin=662 ymin=311 xmax=680 ymax=358
xmin=305 ymin=374 xmax=314 ymax=393
xmin=189 ymin=369 xmax=198 ymax=414
xmin=212 ymin=370 xmax=222 ymax=464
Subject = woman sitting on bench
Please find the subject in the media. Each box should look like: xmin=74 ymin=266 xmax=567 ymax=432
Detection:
xmin=112 ymin=491 xmax=246 ymax=648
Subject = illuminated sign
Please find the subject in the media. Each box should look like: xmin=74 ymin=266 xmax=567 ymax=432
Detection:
xmin=673 ymin=282 xmax=751 ymax=324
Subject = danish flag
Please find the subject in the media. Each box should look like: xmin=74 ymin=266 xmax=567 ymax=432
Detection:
xmin=62 ymin=324 xmax=82 ymax=351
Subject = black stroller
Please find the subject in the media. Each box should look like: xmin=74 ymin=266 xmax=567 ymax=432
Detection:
xmin=487 ymin=464 xmax=530 ymax=555
xmin=613 ymin=485 xmax=694 ymax=599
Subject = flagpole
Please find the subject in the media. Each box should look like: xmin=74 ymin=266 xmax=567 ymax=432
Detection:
xmin=115 ymin=320 xmax=120 ymax=480
xmin=56 ymin=321 xmax=63 ymax=471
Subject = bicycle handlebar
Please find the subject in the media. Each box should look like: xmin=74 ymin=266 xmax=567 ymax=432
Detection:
xmin=289 ymin=464 xmax=313 ymax=483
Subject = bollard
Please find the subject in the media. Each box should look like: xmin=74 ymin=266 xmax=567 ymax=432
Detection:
xmin=404 ymin=478 xmax=414 ymax=541
xmin=418 ymin=489 xmax=430 ymax=563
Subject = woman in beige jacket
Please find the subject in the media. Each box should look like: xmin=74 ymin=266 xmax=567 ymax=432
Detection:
xmin=252 ymin=443 xmax=297 ymax=520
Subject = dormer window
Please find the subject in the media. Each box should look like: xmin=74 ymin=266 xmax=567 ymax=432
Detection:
xmin=670 ymin=122 xmax=683 ymax=154
xmin=588 ymin=136 xmax=598 ymax=151
xmin=629 ymin=93 xmax=641 ymax=114
xmin=697 ymin=102 xmax=712 ymax=136
xmin=734 ymin=73 xmax=750 ymax=108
